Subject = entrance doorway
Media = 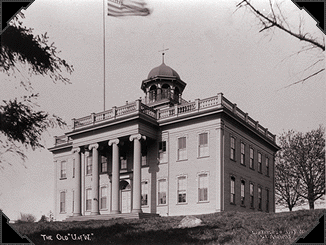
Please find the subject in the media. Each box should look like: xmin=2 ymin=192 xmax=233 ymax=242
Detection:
xmin=120 ymin=180 xmax=131 ymax=213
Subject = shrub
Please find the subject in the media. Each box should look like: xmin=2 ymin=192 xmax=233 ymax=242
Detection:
xmin=16 ymin=213 xmax=36 ymax=223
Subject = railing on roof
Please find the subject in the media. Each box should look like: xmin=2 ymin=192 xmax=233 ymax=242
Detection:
xmin=65 ymin=93 xmax=276 ymax=146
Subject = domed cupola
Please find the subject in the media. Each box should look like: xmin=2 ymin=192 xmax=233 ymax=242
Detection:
xmin=141 ymin=54 xmax=186 ymax=108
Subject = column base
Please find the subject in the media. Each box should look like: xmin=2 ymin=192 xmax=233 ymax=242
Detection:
xmin=110 ymin=210 xmax=121 ymax=214
xmin=91 ymin=212 xmax=100 ymax=215
xmin=73 ymin=213 xmax=82 ymax=217
xmin=131 ymin=209 xmax=143 ymax=214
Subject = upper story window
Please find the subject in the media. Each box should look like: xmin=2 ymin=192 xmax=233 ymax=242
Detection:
xmin=230 ymin=176 xmax=235 ymax=204
xmin=258 ymin=152 xmax=262 ymax=173
xmin=141 ymin=181 xmax=148 ymax=206
xmin=177 ymin=176 xmax=187 ymax=203
xmin=241 ymin=180 xmax=245 ymax=206
xmin=158 ymin=179 xmax=167 ymax=205
xmin=240 ymin=142 xmax=245 ymax=165
xmin=198 ymin=173 xmax=208 ymax=202
xmin=177 ymin=137 xmax=187 ymax=161
xmin=101 ymin=156 xmax=107 ymax=173
xmin=198 ymin=133 xmax=209 ymax=157
xmin=266 ymin=157 xmax=270 ymax=176
xmin=141 ymin=144 xmax=147 ymax=166
xmin=120 ymin=151 xmax=127 ymax=170
xmin=149 ymin=85 xmax=157 ymax=102
xmin=86 ymin=156 xmax=92 ymax=175
xmin=249 ymin=148 xmax=254 ymax=169
xmin=159 ymin=141 xmax=167 ymax=163
xmin=60 ymin=191 xmax=66 ymax=213
xmin=60 ymin=161 xmax=66 ymax=179
xmin=230 ymin=136 xmax=235 ymax=160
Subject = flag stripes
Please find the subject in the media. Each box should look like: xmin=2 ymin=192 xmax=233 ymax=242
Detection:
xmin=107 ymin=0 xmax=151 ymax=17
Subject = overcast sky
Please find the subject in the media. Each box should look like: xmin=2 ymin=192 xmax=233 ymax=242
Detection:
xmin=0 ymin=0 xmax=324 ymax=220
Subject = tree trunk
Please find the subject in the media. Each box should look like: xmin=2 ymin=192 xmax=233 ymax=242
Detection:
xmin=308 ymin=199 xmax=315 ymax=209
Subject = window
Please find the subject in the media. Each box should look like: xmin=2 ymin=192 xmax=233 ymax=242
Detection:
xmin=120 ymin=156 xmax=127 ymax=170
xmin=177 ymin=176 xmax=187 ymax=203
xmin=60 ymin=161 xmax=66 ymax=179
xmin=86 ymin=189 xmax=92 ymax=211
xmin=72 ymin=159 xmax=75 ymax=178
xmin=266 ymin=189 xmax=269 ymax=212
xmin=86 ymin=156 xmax=92 ymax=175
xmin=178 ymin=137 xmax=187 ymax=160
xmin=72 ymin=190 xmax=74 ymax=213
xmin=141 ymin=181 xmax=148 ymax=206
xmin=198 ymin=174 xmax=208 ymax=202
xmin=250 ymin=183 xmax=254 ymax=208
xmin=258 ymin=187 xmax=262 ymax=210
xmin=159 ymin=141 xmax=167 ymax=163
xmin=158 ymin=179 xmax=167 ymax=205
xmin=258 ymin=153 xmax=262 ymax=173
xmin=101 ymin=156 xmax=107 ymax=173
xmin=240 ymin=142 xmax=245 ymax=165
xmin=198 ymin=133 xmax=209 ymax=157
xmin=230 ymin=136 xmax=235 ymax=160
xmin=100 ymin=186 xmax=107 ymax=209
xmin=142 ymin=145 xmax=147 ymax=166
xmin=249 ymin=148 xmax=254 ymax=169
xmin=266 ymin=157 xmax=270 ymax=176
xmin=60 ymin=191 xmax=66 ymax=213
xmin=241 ymin=180 xmax=245 ymax=206
xmin=230 ymin=176 xmax=235 ymax=204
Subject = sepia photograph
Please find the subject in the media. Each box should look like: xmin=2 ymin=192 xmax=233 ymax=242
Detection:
xmin=0 ymin=0 xmax=325 ymax=244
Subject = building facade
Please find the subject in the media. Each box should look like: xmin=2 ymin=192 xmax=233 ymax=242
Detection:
xmin=49 ymin=61 xmax=279 ymax=221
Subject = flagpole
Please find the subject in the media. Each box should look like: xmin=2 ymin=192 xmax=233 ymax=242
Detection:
xmin=103 ymin=0 xmax=106 ymax=111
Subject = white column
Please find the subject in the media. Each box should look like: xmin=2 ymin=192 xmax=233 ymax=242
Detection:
xmin=89 ymin=143 xmax=100 ymax=215
xmin=72 ymin=147 xmax=81 ymax=216
xmin=109 ymin=139 xmax=120 ymax=214
xmin=129 ymin=134 xmax=146 ymax=213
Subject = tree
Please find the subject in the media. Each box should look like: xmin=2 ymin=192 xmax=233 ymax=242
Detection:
xmin=277 ymin=126 xmax=325 ymax=210
xmin=275 ymin=145 xmax=305 ymax=211
xmin=0 ymin=14 xmax=73 ymax=168
xmin=236 ymin=0 xmax=325 ymax=88
xmin=16 ymin=212 xmax=36 ymax=223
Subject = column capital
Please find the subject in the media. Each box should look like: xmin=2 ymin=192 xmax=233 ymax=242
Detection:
xmin=108 ymin=139 xmax=120 ymax=146
xmin=71 ymin=147 xmax=81 ymax=154
xmin=89 ymin=143 xmax=99 ymax=150
xmin=129 ymin=134 xmax=146 ymax=142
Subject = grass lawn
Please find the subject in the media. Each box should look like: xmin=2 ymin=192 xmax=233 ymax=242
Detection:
xmin=12 ymin=209 xmax=324 ymax=245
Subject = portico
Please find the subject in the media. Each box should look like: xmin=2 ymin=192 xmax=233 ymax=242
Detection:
xmin=69 ymin=133 xmax=148 ymax=218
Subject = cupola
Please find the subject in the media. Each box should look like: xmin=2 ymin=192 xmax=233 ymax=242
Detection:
xmin=141 ymin=54 xmax=186 ymax=108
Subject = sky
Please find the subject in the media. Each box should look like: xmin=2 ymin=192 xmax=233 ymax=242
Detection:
xmin=0 ymin=0 xmax=325 ymax=220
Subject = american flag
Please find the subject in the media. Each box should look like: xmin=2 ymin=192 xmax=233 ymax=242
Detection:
xmin=107 ymin=0 xmax=151 ymax=17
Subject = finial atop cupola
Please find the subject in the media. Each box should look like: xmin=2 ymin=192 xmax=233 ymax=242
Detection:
xmin=158 ymin=45 xmax=169 ymax=64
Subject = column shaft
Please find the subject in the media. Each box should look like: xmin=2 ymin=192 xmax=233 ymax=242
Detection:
xmin=109 ymin=139 xmax=120 ymax=214
xmin=130 ymin=134 xmax=145 ymax=213
xmin=73 ymin=148 xmax=81 ymax=216
xmin=90 ymin=144 xmax=100 ymax=215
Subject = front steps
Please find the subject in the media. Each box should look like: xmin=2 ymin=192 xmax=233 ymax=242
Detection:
xmin=65 ymin=212 xmax=160 ymax=222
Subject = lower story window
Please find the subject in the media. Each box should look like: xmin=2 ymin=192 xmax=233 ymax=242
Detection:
xmin=198 ymin=174 xmax=208 ymax=202
xmin=100 ymin=186 xmax=107 ymax=209
xmin=158 ymin=179 xmax=167 ymax=205
xmin=60 ymin=191 xmax=66 ymax=213
xmin=86 ymin=189 xmax=92 ymax=211
xmin=141 ymin=181 xmax=148 ymax=206
xmin=178 ymin=176 xmax=187 ymax=203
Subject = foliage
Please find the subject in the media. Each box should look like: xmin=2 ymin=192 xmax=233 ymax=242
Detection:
xmin=16 ymin=212 xmax=36 ymax=223
xmin=0 ymin=15 xmax=73 ymax=167
xmin=38 ymin=215 xmax=49 ymax=223
xmin=276 ymin=126 xmax=325 ymax=210
xmin=11 ymin=209 xmax=325 ymax=244
xmin=236 ymin=0 xmax=325 ymax=88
